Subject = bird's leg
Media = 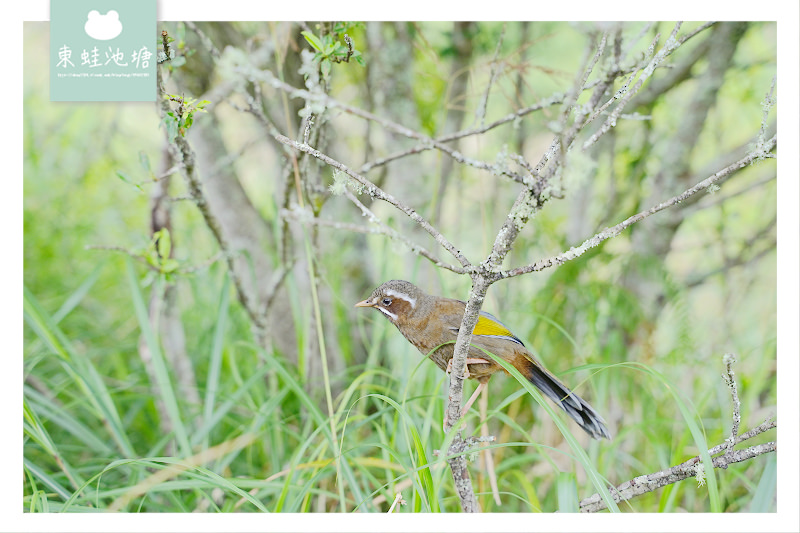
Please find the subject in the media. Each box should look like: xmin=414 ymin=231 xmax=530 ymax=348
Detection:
xmin=444 ymin=358 xmax=490 ymax=432
xmin=443 ymin=380 xmax=486 ymax=433
xmin=446 ymin=357 xmax=490 ymax=379
xmin=461 ymin=381 xmax=485 ymax=416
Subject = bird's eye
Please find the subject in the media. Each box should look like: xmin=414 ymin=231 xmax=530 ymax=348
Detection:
xmin=381 ymin=297 xmax=392 ymax=306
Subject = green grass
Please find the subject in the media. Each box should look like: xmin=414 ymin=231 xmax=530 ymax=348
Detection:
xmin=23 ymin=262 xmax=777 ymax=512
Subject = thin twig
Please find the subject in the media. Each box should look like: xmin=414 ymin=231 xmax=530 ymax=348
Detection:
xmin=184 ymin=21 xmax=221 ymax=59
xmin=757 ymin=76 xmax=777 ymax=150
xmin=619 ymin=22 xmax=654 ymax=65
xmin=475 ymin=23 xmax=506 ymax=128
xmin=358 ymin=92 xmax=565 ymax=177
xmin=386 ymin=493 xmax=406 ymax=513
xmin=282 ymin=195 xmax=467 ymax=275
xmin=85 ymin=244 xmax=150 ymax=265
xmin=274 ymin=135 xmax=472 ymax=270
xmin=480 ymin=32 xmax=613 ymax=275
xmin=689 ymin=173 xmax=776 ymax=212
xmin=722 ymin=353 xmax=741 ymax=455
xmin=581 ymin=22 xmax=716 ymax=153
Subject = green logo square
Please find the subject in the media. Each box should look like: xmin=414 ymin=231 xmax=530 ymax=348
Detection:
xmin=50 ymin=0 xmax=156 ymax=101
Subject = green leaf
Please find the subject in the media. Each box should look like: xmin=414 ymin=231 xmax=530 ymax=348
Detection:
xmin=156 ymin=228 xmax=171 ymax=260
xmin=363 ymin=393 xmax=439 ymax=512
xmin=161 ymin=259 xmax=179 ymax=274
xmin=24 ymin=286 xmax=136 ymax=458
xmin=301 ymin=31 xmax=324 ymax=52
xmin=332 ymin=42 xmax=346 ymax=57
xmin=138 ymin=150 xmax=151 ymax=173
xmin=161 ymin=115 xmax=179 ymax=142
xmin=115 ymin=171 xmax=143 ymax=192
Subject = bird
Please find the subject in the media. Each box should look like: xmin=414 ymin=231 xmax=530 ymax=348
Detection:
xmin=355 ymin=279 xmax=611 ymax=440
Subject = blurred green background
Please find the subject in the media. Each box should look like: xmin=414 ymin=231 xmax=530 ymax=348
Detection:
xmin=24 ymin=21 xmax=777 ymax=513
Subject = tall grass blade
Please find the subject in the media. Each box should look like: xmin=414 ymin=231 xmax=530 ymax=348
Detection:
xmin=125 ymin=258 xmax=192 ymax=457
xmin=556 ymin=472 xmax=579 ymax=512
xmin=202 ymin=273 xmax=231 ymax=447
xmin=748 ymin=455 xmax=776 ymax=512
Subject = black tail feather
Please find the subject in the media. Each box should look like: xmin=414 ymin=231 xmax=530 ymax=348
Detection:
xmin=526 ymin=362 xmax=611 ymax=440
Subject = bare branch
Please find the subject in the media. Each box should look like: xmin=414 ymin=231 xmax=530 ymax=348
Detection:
xmin=686 ymin=238 xmax=775 ymax=289
xmin=282 ymin=197 xmax=467 ymax=274
xmin=579 ymin=438 xmax=776 ymax=512
xmin=501 ymin=134 xmax=776 ymax=279
xmin=184 ymin=21 xmax=221 ymax=59
xmin=677 ymin=21 xmax=717 ymax=45
xmin=358 ymin=91 xmax=566 ymax=177
xmin=251 ymin=70 xmax=529 ymax=184
xmin=479 ymin=31 xmax=617 ymax=275
xmin=274 ymin=134 xmax=473 ymax=270
xmin=689 ymin=172 xmax=775 ymax=213
xmin=581 ymin=23 xmax=681 ymax=150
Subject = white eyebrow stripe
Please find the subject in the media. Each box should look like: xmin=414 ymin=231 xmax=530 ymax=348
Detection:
xmin=384 ymin=289 xmax=416 ymax=308
xmin=377 ymin=307 xmax=398 ymax=320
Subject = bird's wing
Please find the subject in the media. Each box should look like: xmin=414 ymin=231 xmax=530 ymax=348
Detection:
xmin=473 ymin=311 xmax=525 ymax=346
xmin=447 ymin=303 xmax=525 ymax=347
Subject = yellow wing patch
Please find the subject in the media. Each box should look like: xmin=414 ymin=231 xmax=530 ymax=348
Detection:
xmin=473 ymin=313 xmax=525 ymax=346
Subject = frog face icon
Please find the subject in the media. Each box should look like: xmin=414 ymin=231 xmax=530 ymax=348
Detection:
xmin=84 ymin=10 xmax=123 ymax=40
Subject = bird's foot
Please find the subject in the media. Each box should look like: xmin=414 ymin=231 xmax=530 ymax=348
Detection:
xmin=446 ymin=357 xmax=490 ymax=379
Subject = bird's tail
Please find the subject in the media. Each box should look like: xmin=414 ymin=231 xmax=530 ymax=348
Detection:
xmin=521 ymin=358 xmax=611 ymax=440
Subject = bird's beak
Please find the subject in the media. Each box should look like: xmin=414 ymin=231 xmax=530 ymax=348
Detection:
xmin=354 ymin=298 xmax=374 ymax=308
